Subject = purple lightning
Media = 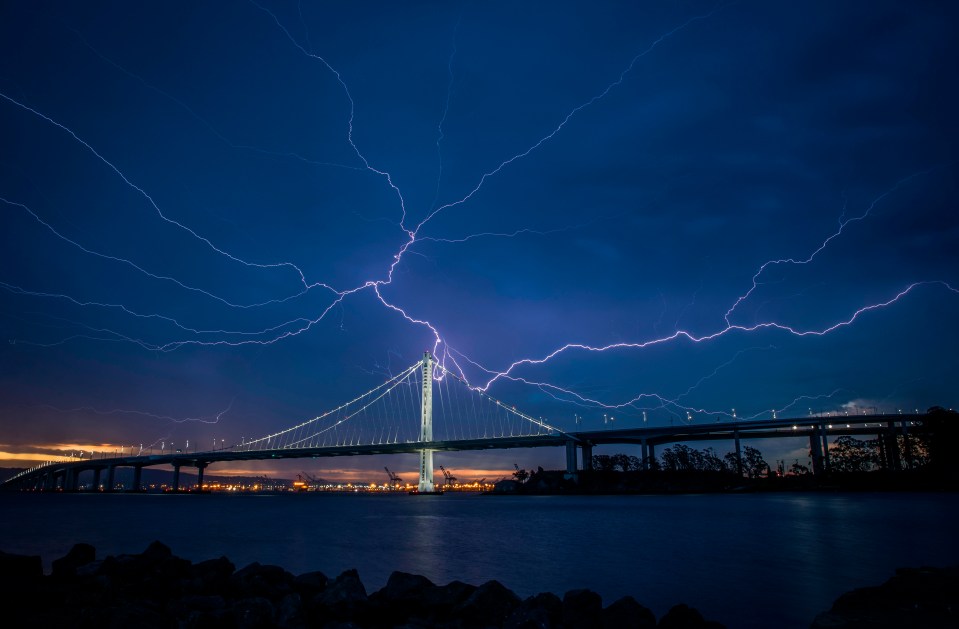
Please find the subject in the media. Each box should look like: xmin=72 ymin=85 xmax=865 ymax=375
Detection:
xmin=3 ymin=2 xmax=956 ymax=431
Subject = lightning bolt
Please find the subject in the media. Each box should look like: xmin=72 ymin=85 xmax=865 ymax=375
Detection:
xmin=2 ymin=2 xmax=955 ymax=432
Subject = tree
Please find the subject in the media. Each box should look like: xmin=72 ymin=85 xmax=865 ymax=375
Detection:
xmin=701 ymin=448 xmax=727 ymax=473
xmin=829 ymin=436 xmax=876 ymax=472
xmin=789 ymin=460 xmax=810 ymax=476
xmin=591 ymin=454 xmax=616 ymax=472
xmin=723 ymin=452 xmax=742 ymax=475
xmin=611 ymin=453 xmax=641 ymax=472
xmin=660 ymin=444 xmax=705 ymax=471
xmin=915 ymin=407 xmax=959 ymax=474
xmin=741 ymin=446 xmax=769 ymax=479
xmin=512 ymin=465 xmax=530 ymax=483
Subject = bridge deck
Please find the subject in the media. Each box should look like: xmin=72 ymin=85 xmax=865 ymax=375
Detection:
xmin=2 ymin=413 xmax=923 ymax=489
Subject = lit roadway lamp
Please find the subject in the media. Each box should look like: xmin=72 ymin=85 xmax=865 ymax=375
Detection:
xmin=731 ymin=408 xmax=737 ymax=419
xmin=772 ymin=409 xmax=777 ymax=420
xmin=642 ymin=411 xmax=648 ymax=427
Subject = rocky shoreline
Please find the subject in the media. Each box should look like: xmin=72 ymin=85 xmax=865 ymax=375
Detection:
xmin=1 ymin=542 xmax=956 ymax=628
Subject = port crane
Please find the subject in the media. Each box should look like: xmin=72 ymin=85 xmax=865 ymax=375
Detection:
xmin=438 ymin=465 xmax=456 ymax=489
xmin=384 ymin=467 xmax=402 ymax=491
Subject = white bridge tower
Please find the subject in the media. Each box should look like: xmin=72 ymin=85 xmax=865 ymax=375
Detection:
xmin=418 ymin=352 xmax=435 ymax=492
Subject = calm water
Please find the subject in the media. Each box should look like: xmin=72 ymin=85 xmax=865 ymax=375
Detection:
xmin=1 ymin=492 xmax=956 ymax=628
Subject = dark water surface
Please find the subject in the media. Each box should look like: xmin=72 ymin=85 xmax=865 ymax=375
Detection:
xmin=1 ymin=492 xmax=956 ymax=628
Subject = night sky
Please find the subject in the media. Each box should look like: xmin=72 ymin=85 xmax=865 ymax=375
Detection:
xmin=2 ymin=1 xmax=957 ymax=480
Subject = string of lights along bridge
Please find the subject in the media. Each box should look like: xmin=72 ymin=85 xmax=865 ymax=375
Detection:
xmin=2 ymin=352 xmax=926 ymax=494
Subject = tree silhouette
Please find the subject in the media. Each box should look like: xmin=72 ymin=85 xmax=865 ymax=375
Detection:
xmin=829 ymin=436 xmax=876 ymax=472
xmin=741 ymin=446 xmax=769 ymax=478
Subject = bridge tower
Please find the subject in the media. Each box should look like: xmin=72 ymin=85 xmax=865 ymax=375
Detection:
xmin=418 ymin=352 xmax=435 ymax=492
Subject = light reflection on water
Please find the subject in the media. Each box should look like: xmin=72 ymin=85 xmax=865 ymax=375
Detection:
xmin=1 ymin=492 xmax=956 ymax=629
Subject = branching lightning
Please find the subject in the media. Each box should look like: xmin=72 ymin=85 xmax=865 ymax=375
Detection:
xmin=2 ymin=0 xmax=956 ymax=442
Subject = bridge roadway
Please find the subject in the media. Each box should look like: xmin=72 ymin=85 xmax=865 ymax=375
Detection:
xmin=2 ymin=413 xmax=924 ymax=491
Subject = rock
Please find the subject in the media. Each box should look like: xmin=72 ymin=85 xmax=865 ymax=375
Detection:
xmin=658 ymin=603 xmax=706 ymax=628
xmin=180 ymin=594 xmax=228 ymax=613
xmin=276 ymin=592 xmax=304 ymax=628
xmin=309 ymin=568 xmax=369 ymax=623
xmin=315 ymin=568 xmax=368 ymax=606
xmin=231 ymin=596 xmax=276 ymax=629
xmin=293 ymin=570 xmax=328 ymax=597
xmin=52 ymin=542 xmax=96 ymax=577
xmin=810 ymin=566 xmax=959 ymax=629
xmin=454 ymin=579 xmax=521 ymax=628
xmin=231 ymin=562 xmax=295 ymax=600
xmin=190 ymin=556 xmax=236 ymax=594
xmin=602 ymin=596 xmax=656 ymax=629
xmin=368 ymin=570 xmax=438 ymax=624
xmin=139 ymin=540 xmax=173 ymax=566
xmin=423 ymin=579 xmax=477 ymax=612
xmin=379 ymin=570 xmax=436 ymax=604
xmin=504 ymin=592 xmax=562 ymax=629
xmin=563 ymin=588 xmax=603 ymax=628
xmin=0 ymin=549 xmax=43 ymax=583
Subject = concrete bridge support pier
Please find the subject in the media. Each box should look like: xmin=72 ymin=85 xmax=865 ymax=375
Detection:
xmin=196 ymin=463 xmax=207 ymax=490
xmin=883 ymin=422 xmax=902 ymax=472
xmin=92 ymin=467 xmax=102 ymax=491
xmin=900 ymin=420 xmax=913 ymax=469
xmin=581 ymin=442 xmax=593 ymax=471
xmin=105 ymin=466 xmax=116 ymax=492
xmin=131 ymin=465 xmax=142 ymax=492
xmin=65 ymin=468 xmax=79 ymax=492
xmin=172 ymin=464 xmax=181 ymax=492
xmin=641 ymin=439 xmax=650 ymax=471
xmin=820 ymin=425 xmax=830 ymax=472
xmin=734 ymin=430 xmax=743 ymax=477
xmin=565 ymin=440 xmax=578 ymax=479
xmin=810 ymin=431 xmax=825 ymax=475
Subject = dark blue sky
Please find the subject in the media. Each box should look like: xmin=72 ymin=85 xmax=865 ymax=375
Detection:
xmin=1 ymin=1 xmax=957 ymax=478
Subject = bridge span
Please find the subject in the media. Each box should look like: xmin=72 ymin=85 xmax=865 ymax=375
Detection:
xmin=3 ymin=413 xmax=925 ymax=492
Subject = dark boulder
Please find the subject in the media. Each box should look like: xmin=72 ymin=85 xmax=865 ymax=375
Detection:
xmin=658 ymin=603 xmax=706 ymax=628
xmin=309 ymin=568 xmax=369 ymax=623
xmin=293 ymin=570 xmax=328 ymax=598
xmin=454 ymin=579 xmax=521 ymax=628
xmin=230 ymin=596 xmax=276 ymax=629
xmin=0 ymin=549 xmax=43 ymax=583
xmin=231 ymin=562 xmax=295 ymax=601
xmin=810 ymin=566 xmax=959 ymax=629
xmin=563 ymin=588 xmax=603 ymax=628
xmin=276 ymin=592 xmax=305 ymax=628
xmin=368 ymin=571 xmax=437 ymax=624
xmin=140 ymin=540 xmax=173 ymax=564
xmin=602 ymin=596 xmax=656 ymax=629
xmin=378 ymin=570 xmax=436 ymax=604
xmin=189 ymin=555 xmax=236 ymax=595
xmin=52 ymin=542 xmax=96 ymax=577
xmin=504 ymin=592 xmax=562 ymax=629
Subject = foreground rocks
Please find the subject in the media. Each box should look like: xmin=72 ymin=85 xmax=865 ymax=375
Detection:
xmin=0 ymin=542 xmax=725 ymax=628
xmin=810 ymin=566 xmax=959 ymax=629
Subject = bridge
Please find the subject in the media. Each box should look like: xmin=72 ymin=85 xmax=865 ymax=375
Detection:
xmin=2 ymin=353 xmax=926 ymax=492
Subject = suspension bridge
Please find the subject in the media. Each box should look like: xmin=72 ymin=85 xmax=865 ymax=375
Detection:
xmin=2 ymin=353 xmax=927 ymax=492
